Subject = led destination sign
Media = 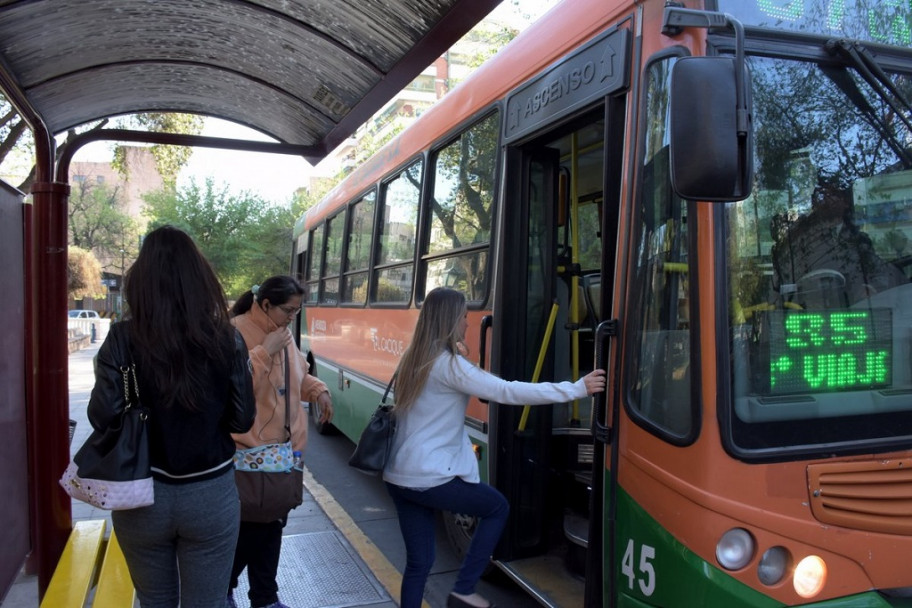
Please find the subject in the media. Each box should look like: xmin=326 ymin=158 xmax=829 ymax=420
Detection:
xmin=716 ymin=0 xmax=912 ymax=46
xmin=764 ymin=309 xmax=892 ymax=395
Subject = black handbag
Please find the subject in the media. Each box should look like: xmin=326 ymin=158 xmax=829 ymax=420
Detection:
xmin=348 ymin=376 xmax=396 ymax=475
xmin=234 ymin=346 xmax=304 ymax=522
xmin=59 ymin=327 xmax=154 ymax=510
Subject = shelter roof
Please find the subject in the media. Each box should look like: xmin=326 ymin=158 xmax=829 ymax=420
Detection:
xmin=0 ymin=0 xmax=500 ymax=163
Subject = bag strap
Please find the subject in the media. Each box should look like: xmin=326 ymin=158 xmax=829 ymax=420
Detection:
xmin=283 ymin=346 xmax=292 ymax=442
xmin=380 ymin=373 xmax=396 ymax=405
xmin=116 ymin=323 xmax=145 ymax=417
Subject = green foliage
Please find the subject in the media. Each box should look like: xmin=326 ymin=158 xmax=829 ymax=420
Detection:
xmin=111 ymin=113 xmax=205 ymax=186
xmin=0 ymin=93 xmax=203 ymax=191
xmin=67 ymin=246 xmax=103 ymax=299
xmin=143 ymin=177 xmax=297 ymax=298
xmin=68 ymin=177 xmax=141 ymax=273
xmin=456 ymin=22 xmax=519 ymax=74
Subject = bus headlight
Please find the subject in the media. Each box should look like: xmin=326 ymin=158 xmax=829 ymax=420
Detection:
xmin=793 ymin=555 xmax=827 ymax=598
xmin=716 ymin=528 xmax=754 ymax=570
xmin=757 ymin=546 xmax=790 ymax=585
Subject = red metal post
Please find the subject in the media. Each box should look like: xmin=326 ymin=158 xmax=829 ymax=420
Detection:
xmin=27 ymin=179 xmax=72 ymax=598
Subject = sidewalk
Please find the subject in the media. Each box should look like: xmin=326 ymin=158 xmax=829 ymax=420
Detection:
xmin=3 ymin=342 xmax=395 ymax=608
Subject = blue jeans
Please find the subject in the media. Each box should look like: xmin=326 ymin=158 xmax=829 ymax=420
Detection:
xmin=386 ymin=478 xmax=509 ymax=608
xmin=112 ymin=469 xmax=240 ymax=608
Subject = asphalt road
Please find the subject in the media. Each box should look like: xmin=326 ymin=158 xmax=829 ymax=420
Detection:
xmin=303 ymin=418 xmax=541 ymax=608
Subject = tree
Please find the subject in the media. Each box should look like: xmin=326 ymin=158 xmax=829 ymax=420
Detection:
xmin=67 ymin=247 xmax=103 ymax=300
xmin=0 ymin=97 xmax=203 ymax=191
xmin=68 ymin=174 xmax=142 ymax=272
xmin=111 ymin=113 xmax=205 ymax=186
xmin=143 ymin=178 xmax=298 ymax=298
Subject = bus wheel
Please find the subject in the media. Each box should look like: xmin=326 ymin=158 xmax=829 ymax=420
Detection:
xmin=310 ymin=399 xmax=337 ymax=435
xmin=443 ymin=511 xmax=495 ymax=576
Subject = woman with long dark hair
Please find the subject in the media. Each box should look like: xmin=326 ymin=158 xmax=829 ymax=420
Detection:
xmin=89 ymin=225 xmax=256 ymax=607
xmin=227 ymin=275 xmax=334 ymax=608
xmin=384 ymin=287 xmax=606 ymax=608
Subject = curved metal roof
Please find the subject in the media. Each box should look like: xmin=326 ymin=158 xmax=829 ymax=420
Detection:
xmin=0 ymin=0 xmax=500 ymax=163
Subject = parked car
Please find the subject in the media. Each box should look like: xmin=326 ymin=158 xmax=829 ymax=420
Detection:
xmin=68 ymin=309 xmax=100 ymax=319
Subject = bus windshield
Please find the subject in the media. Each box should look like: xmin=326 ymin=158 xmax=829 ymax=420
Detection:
xmin=726 ymin=44 xmax=912 ymax=456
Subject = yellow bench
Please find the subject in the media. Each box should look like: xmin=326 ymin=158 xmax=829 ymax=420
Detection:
xmin=40 ymin=519 xmax=136 ymax=608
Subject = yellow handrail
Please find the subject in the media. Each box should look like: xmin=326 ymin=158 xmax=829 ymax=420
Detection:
xmin=519 ymin=301 xmax=559 ymax=431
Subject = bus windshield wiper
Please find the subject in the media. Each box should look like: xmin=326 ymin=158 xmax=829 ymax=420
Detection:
xmin=824 ymin=39 xmax=912 ymax=167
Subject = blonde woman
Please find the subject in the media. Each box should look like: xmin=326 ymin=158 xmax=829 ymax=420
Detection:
xmin=383 ymin=287 xmax=606 ymax=608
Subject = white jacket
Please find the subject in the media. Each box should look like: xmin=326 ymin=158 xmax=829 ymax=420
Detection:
xmin=383 ymin=353 xmax=588 ymax=488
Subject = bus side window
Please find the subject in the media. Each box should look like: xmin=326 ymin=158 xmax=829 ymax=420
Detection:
xmin=373 ymin=161 xmax=422 ymax=304
xmin=342 ymin=191 xmax=376 ymax=304
xmin=320 ymin=212 xmax=343 ymax=305
xmin=306 ymin=225 xmax=324 ymax=305
xmin=626 ymin=56 xmax=696 ymax=441
xmin=423 ymin=111 xmax=499 ymax=302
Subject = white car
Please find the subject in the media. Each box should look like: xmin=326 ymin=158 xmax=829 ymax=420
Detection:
xmin=68 ymin=309 xmax=100 ymax=319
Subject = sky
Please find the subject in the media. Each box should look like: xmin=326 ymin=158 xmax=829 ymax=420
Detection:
xmin=73 ymin=0 xmax=561 ymax=205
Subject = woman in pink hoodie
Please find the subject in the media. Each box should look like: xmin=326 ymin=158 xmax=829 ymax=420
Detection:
xmin=227 ymin=275 xmax=334 ymax=608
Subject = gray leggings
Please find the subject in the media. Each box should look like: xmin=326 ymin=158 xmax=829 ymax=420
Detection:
xmin=112 ymin=469 xmax=240 ymax=608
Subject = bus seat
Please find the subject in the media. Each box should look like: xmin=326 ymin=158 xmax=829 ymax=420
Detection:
xmin=582 ymin=274 xmax=601 ymax=329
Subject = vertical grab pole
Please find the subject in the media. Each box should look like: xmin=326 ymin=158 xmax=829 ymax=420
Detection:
xmin=518 ymin=301 xmax=559 ymax=431
xmin=569 ymin=132 xmax=581 ymax=424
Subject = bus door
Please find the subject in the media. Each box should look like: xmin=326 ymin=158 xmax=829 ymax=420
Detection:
xmin=491 ymin=108 xmax=617 ymax=604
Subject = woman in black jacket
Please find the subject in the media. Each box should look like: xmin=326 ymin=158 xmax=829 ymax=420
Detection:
xmin=88 ymin=225 xmax=256 ymax=607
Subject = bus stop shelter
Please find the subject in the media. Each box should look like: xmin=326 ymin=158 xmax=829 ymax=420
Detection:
xmin=0 ymin=0 xmax=501 ymax=596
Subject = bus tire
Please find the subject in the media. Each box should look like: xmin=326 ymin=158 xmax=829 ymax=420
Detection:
xmin=443 ymin=510 xmax=495 ymax=577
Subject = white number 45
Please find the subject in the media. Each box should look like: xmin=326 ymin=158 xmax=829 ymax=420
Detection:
xmin=621 ymin=539 xmax=656 ymax=596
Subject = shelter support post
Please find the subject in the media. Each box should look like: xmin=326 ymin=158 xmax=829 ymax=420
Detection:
xmin=28 ymin=178 xmax=72 ymax=599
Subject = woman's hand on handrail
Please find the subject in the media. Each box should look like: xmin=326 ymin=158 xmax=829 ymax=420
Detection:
xmin=582 ymin=369 xmax=607 ymax=395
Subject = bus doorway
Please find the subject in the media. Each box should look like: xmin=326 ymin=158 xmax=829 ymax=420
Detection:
xmin=490 ymin=109 xmax=617 ymax=604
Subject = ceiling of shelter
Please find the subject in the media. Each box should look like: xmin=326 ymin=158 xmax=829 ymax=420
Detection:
xmin=0 ymin=0 xmax=500 ymax=163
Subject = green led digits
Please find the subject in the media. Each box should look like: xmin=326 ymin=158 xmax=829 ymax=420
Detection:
xmin=768 ymin=310 xmax=892 ymax=394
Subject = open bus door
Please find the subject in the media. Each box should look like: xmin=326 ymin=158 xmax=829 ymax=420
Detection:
xmin=490 ymin=106 xmax=620 ymax=606
xmin=492 ymin=144 xmax=561 ymax=562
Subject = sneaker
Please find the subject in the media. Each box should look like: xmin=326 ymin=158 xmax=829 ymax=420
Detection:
xmin=226 ymin=593 xmax=238 ymax=608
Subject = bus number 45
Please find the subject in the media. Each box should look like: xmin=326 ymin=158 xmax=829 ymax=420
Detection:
xmin=621 ymin=539 xmax=656 ymax=597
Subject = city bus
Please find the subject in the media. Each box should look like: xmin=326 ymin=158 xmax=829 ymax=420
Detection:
xmin=291 ymin=0 xmax=912 ymax=605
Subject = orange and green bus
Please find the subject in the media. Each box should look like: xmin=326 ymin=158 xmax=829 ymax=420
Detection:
xmin=292 ymin=0 xmax=912 ymax=605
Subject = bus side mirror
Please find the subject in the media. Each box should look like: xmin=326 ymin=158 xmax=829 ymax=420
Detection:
xmin=669 ymin=56 xmax=753 ymax=202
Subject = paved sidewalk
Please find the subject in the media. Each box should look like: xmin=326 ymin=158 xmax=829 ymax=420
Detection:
xmin=3 ymin=341 xmax=395 ymax=608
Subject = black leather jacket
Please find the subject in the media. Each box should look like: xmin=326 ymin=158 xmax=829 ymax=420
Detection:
xmin=88 ymin=321 xmax=255 ymax=483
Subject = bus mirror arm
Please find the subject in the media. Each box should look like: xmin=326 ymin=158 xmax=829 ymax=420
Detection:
xmin=478 ymin=315 xmax=493 ymax=404
xmin=593 ymin=319 xmax=617 ymax=444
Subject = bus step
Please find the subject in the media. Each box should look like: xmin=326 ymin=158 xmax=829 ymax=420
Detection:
xmin=563 ymin=511 xmax=589 ymax=578
xmin=563 ymin=510 xmax=588 ymax=548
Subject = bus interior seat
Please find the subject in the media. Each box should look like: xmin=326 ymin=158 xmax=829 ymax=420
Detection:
xmin=581 ymin=274 xmax=601 ymax=330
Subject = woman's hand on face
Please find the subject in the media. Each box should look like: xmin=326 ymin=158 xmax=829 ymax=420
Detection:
xmin=583 ymin=369 xmax=607 ymax=395
xmin=315 ymin=391 xmax=334 ymax=423
xmin=262 ymin=327 xmax=292 ymax=357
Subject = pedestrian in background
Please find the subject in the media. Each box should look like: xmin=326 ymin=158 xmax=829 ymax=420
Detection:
xmin=91 ymin=225 xmax=256 ymax=607
xmin=227 ymin=275 xmax=335 ymax=608
xmin=383 ymin=287 xmax=606 ymax=608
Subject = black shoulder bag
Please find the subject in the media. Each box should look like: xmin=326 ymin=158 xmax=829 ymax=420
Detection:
xmin=59 ymin=325 xmax=154 ymax=510
xmin=348 ymin=375 xmax=396 ymax=475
